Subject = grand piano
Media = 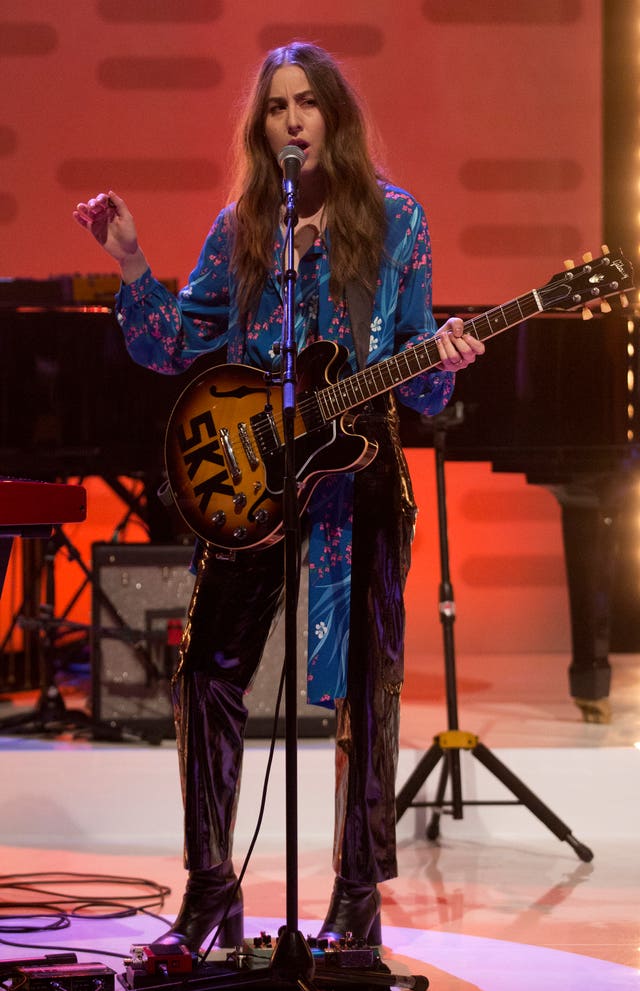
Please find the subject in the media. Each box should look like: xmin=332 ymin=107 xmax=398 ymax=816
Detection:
xmin=401 ymin=301 xmax=639 ymax=719
xmin=1 ymin=273 xmax=637 ymax=719
xmin=0 ymin=281 xmax=185 ymax=543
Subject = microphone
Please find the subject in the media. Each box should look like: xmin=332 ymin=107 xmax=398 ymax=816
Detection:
xmin=277 ymin=144 xmax=306 ymax=184
xmin=278 ymin=145 xmax=305 ymax=221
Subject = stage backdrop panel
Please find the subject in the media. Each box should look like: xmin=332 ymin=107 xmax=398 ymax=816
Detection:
xmin=0 ymin=0 xmax=601 ymax=304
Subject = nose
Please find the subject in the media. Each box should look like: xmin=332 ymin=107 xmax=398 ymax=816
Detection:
xmin=286 ymin=102 xmax=302 ymax=133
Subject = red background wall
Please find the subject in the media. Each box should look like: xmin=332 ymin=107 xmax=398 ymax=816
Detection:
xmin=0 ymin=1 xmax=602 ymax=670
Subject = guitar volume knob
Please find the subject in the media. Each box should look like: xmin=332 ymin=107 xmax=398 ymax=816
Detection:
xmin=255 ymin=509 xmax=270 ymax=525
xmin=211 ymin=511 xmax=226 ymax=527
xmin=233 ymin=527 xmax=248 ymax=542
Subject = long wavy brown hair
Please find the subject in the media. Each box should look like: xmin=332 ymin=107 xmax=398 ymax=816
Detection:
xmin=229 ymin=42 xmax=387 ymax=319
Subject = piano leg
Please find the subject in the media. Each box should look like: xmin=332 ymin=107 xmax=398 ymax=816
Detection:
xmin=0 ymin=536 xmax=13 ymax=599
xmin=554 ymin=483 xmax=615 ymax=724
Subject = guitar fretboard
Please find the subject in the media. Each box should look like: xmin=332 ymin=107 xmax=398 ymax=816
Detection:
xmin=318 ymin=290 xmax=542 ymax=420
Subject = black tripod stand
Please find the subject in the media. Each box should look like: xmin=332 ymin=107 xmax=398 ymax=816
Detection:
xmin=0 ymin=526 xmax=93 ymax=734
xmin=395 ymin=404 xmax=593 ymax=863
xmin=0 ymin=523 xmax=180 ymax=741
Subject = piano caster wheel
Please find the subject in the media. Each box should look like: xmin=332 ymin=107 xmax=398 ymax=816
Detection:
xmin=573 ymin=696 xmax=611 ymax=724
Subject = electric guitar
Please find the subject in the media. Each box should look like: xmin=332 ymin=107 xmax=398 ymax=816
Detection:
xmin=164 ymin=249 xmax=634 ymax=550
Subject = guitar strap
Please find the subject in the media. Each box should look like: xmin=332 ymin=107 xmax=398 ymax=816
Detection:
xmin=345 ymin=278 xmax=375 ymax=371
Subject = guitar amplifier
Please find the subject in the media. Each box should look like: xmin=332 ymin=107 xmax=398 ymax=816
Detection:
xmin=91 ymin=543 xmax=333 ymax=743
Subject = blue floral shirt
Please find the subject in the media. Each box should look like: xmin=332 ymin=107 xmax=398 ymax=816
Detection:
xmin=115 ymin=183 xmax=454 ymax=706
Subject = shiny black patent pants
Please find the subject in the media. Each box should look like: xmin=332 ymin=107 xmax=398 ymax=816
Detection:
xmin=171 ymin=419 xmax=417 ymax=884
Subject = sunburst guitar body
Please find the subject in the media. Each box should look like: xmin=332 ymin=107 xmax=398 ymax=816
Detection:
xmin=165 ymin=340 xmax=377 ymax=550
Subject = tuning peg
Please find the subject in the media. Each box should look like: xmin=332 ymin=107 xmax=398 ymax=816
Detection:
xmin=600 ymin=299 xmax=612 ymax=313
xmin=601 ymin=244 xmax=610 ymax=255
xmin=582 ymin=306 xmax=594 ymax=320
xmin=564 ymin=258 xmax=575 ymax=270
xmin=582 ymin=251 xmax=593 ymax=263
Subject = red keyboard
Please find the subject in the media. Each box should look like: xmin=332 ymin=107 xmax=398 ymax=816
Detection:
xmin=0 ymin=480 xmax=87 ymax=597
xmin=0 ymin=479 xmax=87 ymax=534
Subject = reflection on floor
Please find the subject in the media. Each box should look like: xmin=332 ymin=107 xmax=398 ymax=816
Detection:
xmin=1 ymin=649 xmax=639 ymax=990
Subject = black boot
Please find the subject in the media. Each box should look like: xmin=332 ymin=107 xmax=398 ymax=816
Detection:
xmin=317 ymin=876 xmax=382 ymax=945
xmin=153 ymin=861 xmax=243 ymax=952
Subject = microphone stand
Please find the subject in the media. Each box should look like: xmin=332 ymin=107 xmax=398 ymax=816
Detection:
xmin=268 ymin=163 xmax=316 ymax=982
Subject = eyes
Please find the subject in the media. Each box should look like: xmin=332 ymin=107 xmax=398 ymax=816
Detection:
xmin=266 ymin=96 xmax=318 ymax=116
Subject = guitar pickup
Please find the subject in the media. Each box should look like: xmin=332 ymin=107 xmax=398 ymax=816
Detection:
xmin=250 ymin=409 xmax=281 ymax=456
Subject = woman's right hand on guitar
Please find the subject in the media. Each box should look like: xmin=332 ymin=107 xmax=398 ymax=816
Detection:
xmin=73 ymin=190 xmax=148 ymax=284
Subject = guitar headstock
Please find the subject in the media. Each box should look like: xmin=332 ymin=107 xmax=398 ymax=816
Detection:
xmin=539 ymin=246 xmax=635 ymax=318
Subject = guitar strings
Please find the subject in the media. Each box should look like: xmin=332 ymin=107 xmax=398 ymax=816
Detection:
xmin=218 ymin=333 xmax=445 ymax=459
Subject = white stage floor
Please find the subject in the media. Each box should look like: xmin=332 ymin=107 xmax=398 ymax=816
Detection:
xmin=1 ymin=649 xmax=639 ymax=990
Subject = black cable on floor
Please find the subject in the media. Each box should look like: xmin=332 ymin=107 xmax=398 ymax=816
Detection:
xmin=0 ymin=872 xmax=171 ymax=917
xmin=0 ymin=873 xmax=173 ymax=960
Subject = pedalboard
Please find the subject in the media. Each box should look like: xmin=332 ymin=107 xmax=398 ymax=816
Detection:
xmin=120 ymin=933 xmax=428 ymax=991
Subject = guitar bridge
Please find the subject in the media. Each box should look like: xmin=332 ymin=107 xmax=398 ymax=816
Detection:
xmin=238 ymin=421 xmax=259 ymax=469
xmin=219 ymin=427 xmax=241 ymax=484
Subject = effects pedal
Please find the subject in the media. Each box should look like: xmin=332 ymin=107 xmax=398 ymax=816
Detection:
xmin=245 ymin=931 xmax=380 ymax=969
xmin=122 ymin=945 xmax=195 ymax=988
xmin=11 ymin=963 xmax=115 ymax=991
xmin=120 ymin=943 xmax=244 ymax=991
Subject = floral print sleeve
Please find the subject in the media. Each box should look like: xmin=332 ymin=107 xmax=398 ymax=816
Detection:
xmin=114 ymin=207 xmax=234 ymax=375
xmin=384 ymin=189 xmax=454 ymax=415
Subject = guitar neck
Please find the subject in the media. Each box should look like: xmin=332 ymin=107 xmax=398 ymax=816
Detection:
xmin=318 ymin=290 xmax=542 ymax=419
